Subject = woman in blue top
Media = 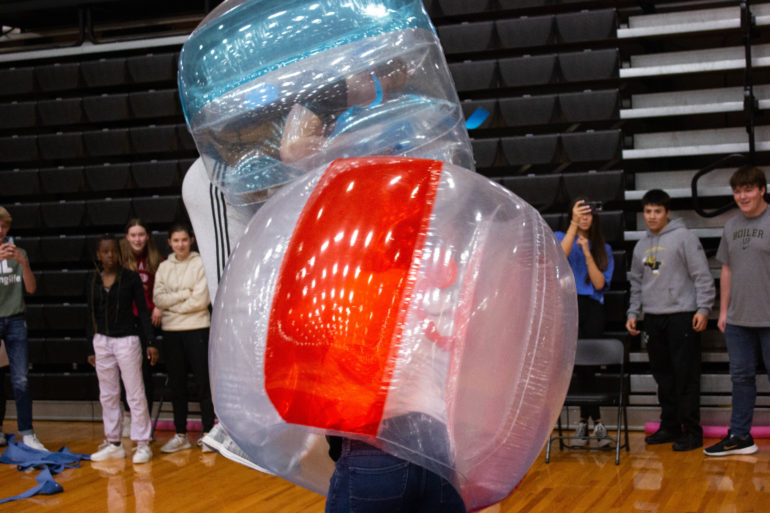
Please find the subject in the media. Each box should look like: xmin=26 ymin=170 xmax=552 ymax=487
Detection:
xmin=555 ymin=198 xmax=614 ymax=447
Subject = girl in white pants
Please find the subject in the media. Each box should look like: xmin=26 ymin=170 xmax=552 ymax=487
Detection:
xmin=87 ymin=236 xmax=159 ymax=464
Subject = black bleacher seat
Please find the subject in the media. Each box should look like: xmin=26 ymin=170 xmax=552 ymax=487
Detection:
xmin=44 ymin=303 xmax=88 ymax=332
xmin=25 ymin=304 xmax=46 ymax=332
xmin=177 ymin=158 xmax=196 ymax=176
xmin=498 ymin=94 xmax=557 ymax=127
xmin=30 ymin=374 xmax=99 ymax=401
xmin=496 ymin=15 xmax=554 ymax=49
xmin=39 ymin=166 xmax=86 ymax=194
xmin=498 ymin=0 xmax=548 ymax=8
xmin=542 ymin=212 xmax=566 ymax=233
xmin=129 ymin=89 xmax=181 ymax=118
xmin=0 ymin=135 xmax=39 ymax=163
xmin=0 ymin=169 xmax=40 ymax=197
xmin=501 ymin=134 xmax=560 ymax=165
xmin=132 ymin=195 xmax=183 ymax=224
xmin=0 ymin=66 xmax=35 ymax=97
xmin=43 ymin=338 xmax=92 ymax=365
xmin=0 ymin=101 xmax=36 ymax=129
xmin=37 ymin=131 xmax=85 ymax=160
xmin=12 ymin=236 xmax=41 ymax=262
xmin=39 ymin=235 xmax=86 ymax=264
xmin=5 ymin=203 xmax=41 ymax=229
xmin=84 ymin=163 xmax=132 ymax=191
xmin=448 ymin=60 xmax=498 ymax=92
xmin=500 ymin=174 xmax=563 ymax=212
xmin=612 ymin=250 xmax=627 ymax=285
xmin=470 ymin=138 xmax=499 ymax=168
xmin=603 ymin=290 xmax=628 ymax=326
xmin=177 ymin=124 xmax=197 ymax=152
xmin=499 ymin=54 xmax=557 ymax=88
xmin=437 ymin=21 xmax=494 ymax=54
xmin=37 ymin=98 xmax=84 ymax=126
xmin=27 ymin=337 xmax=46 ymax=365
xmin=130 ymin=125 xmax=179 ymax=153
xmin=82 ymin=94 xmax=130 ymax=123
xmin=83 ymin=128 xmax=131 ymax=157
xmin=461 ymin=99 xmax=496 ymax=130
xmin=80 ymin=57 xmax=127 ymax=88
xmin=35 ymin=269 xmax=89 ymax=297
xmin=558 ymin=48 xmax=618 ymax=82
xmin=126 ymin=52 xmax=178 ymax=84
xmin=35 ymin=62 xmax=81 ymax=92
xmin=563 ymin=170 xmax=624 ymax=203
xmin=558 ymin=89 xmax=619 ymax=122
xmin=555 ymin=9 xmax=617 ymax=43
xmin=597 ymin=210 xmax=624 ymax=243
xmin=437 ymin=0 xmax=492 ymax=16
xmin=40 ymin=200 xmax=86 ymax=228
xmin=85 ymin=198 xmax=132 ymax=226
xmin=153 ymin=231 xmax=171 ymax=257
xmin=132 ymin=160 xmax=180 ymax=189
xmin=561 ymin=130 xmax=621 ymax=162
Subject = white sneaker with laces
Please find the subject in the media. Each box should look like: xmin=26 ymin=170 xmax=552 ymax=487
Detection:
xmin=593 ymin=422 xmax=613 ymax=448
xmin=132 ymin=443 xmax=153 ymax=464
xmin=122 ymin=413 xmax=131 ymax=438
xmin=160 ymin=433 xmax=192 ymax=453
xmin=91 ymin=441 xmax=126 ymax=461
xmin=572 ymin=421 xmax=588 ymax=447
xmin=22 ymin=433 xmax=48 ymax=452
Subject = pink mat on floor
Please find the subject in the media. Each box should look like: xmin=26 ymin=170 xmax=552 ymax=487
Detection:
xmin=644 ymin=422 xmax=770 ymax=438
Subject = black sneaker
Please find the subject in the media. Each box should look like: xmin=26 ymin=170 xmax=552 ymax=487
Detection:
xmin=645 ymin=428 xmax=680 ymax=445
xmin=703 ymin=432 xmax=758 ymax=456
xmin=672 ymin=434 xmax=703 ymax=452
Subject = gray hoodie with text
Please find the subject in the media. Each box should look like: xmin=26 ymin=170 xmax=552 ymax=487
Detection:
xmin=627 ymin=217 xmax=715 ymax=319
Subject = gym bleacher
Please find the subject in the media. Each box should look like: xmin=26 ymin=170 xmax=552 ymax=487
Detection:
xmin=1 ymin=0 xmax=770 ymax=429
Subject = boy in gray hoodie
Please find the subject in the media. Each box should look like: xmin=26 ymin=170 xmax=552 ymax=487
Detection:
xmin=626 ymin=189 xmax=715 ymax=451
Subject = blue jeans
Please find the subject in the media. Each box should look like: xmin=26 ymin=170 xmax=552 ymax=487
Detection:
xmin=725 ymin=324 xmax=770 ymax=436
xmin=325 ymin=439 xmax=466 ymax=513
xmin=0 ymin=314 xmax=34 ymax=434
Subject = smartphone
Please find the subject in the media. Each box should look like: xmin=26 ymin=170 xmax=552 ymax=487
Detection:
xmin=586 ymin=201 xmax=603 ymax=212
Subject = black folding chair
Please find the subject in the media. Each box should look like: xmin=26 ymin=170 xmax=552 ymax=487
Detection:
xmin=545 ymin=338 xmax=630 ymax=465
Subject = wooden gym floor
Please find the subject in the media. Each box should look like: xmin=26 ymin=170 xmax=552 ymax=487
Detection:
xmin=0 ymin=421 xmax=768 ymax=512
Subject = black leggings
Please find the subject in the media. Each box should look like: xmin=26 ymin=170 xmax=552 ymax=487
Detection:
xmin=577 ymin=295 xmax=605 ymax=422
xmin=162 ymin=328 xmax=215 ymax=434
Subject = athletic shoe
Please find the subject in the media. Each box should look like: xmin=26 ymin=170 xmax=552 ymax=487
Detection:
xmin=0 ymin=433 xmax=7 ymax=447
xmin=92 ymin=441 xmax=126 ymax=461
xmin=22 ymin=433 xmax=48 ymax=452
xmin=704 ymin=431 xmax=758 ymax=456
xmin=673 ymin=433 xmax=703 ymax=452
xmin=160 ymin=433 xmax=192 ymax=453
xmin=593 ymin=422 xmax=613 ymax=448
xmin=645 ymin=428 xmax=681 ymax=445
xmin=122 ymin=413 xmax=131 ymax=438
xmin=132 ymin=443 xmax=153 ymax=464
xmin=198 ymin=432 xmax=215 ymax=453
xmin=572 ymin=421 xmax=588 ymax=447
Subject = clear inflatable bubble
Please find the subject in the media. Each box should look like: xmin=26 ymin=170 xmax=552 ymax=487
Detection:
xmin=179 ymin=0 xmax=473 ymax=205
xmin=210 ymin=157 xmax=578 ymax=511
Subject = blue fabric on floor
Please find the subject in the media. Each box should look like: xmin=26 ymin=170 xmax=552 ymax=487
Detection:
xmin=0 ymin=434 xmax=90 ymax=504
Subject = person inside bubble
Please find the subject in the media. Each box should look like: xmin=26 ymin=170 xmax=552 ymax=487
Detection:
xmin=205 ymin=57 xmax=410 ymax=172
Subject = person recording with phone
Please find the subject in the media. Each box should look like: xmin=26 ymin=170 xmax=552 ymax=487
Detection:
xmin=555 ymin=198 xmax=615 ymax=447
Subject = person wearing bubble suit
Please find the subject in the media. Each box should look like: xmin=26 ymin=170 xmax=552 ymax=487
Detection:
xmin=178 ymin=0 xmax=578 ymax=510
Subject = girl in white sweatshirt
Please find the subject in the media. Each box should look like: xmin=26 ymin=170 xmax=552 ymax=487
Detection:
xmin=153 ymin=222 xmax=214 ymax=453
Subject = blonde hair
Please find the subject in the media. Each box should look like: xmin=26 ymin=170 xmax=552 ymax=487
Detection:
xmin=120 ymin=218 xmax=162 ymax=274
xmin=0 ymin=206 xmax=12 ymax=225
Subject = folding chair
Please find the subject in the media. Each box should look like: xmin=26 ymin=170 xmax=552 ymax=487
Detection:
xmin=545 ymin=338 xmax=630 ymax=465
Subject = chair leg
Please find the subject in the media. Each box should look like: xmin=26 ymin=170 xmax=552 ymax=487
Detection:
xmin=557 ymin=414 xmax=565 ymax=450
xmin=545 ymin=435 xmax=552 ymax=463
xmin=624 ymin=406 xmax=630 ymax=452
xmin=151 ymin=376 xmax=168 ymax=439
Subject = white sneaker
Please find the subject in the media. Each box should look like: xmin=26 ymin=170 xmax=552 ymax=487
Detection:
xmin=572 ymin=421 xmax=588 ymax=447
xmin=122 ymin=413 xmax=131 ymax=437
xmin=132 ymin=443 xmax=153 ymax=464
xmin=593 ymin=422 xmax=613 ymax=448
xmin=198 ymin=432 xmax=214 ymax=453
xmin=160 ymin=433 xmax=192 ymax=453
xmin=22 ymin=433 xmax=48 ymax=452
xmin=91 ymin=441 xmax=126 ymax=461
